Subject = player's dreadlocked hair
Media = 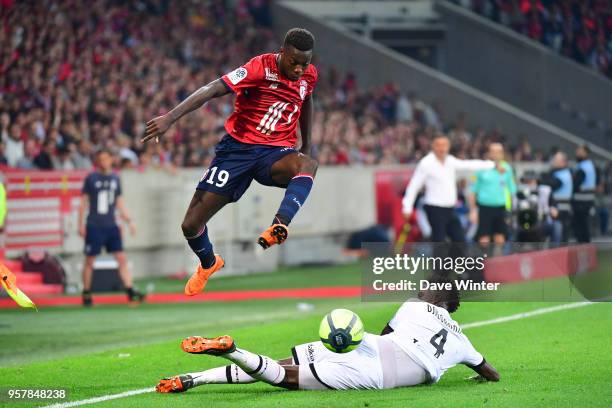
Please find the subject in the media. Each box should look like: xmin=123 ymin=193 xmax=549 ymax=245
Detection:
xmin=284 ymin=28 xmax=315 ymax=51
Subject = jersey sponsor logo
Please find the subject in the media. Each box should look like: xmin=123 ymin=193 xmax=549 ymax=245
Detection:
xmin=257 ymin=102 xmax=290 ymax=135
xmin=265 ymin=68 xmax=279 ymax=82
xmin=227 ymin=67 xmax=247 ymax=85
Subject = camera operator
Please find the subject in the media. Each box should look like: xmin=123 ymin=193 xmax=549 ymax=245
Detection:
xmin=515 ymin=171 xmax=558 ymax=243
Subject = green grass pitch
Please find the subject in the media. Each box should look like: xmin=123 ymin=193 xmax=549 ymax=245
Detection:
xmin=0 ymin=263 xmax=610 ymax=407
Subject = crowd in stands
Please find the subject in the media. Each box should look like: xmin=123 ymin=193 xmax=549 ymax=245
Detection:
xmin=0 ymin=0 xmax=573 ymax=173
xmin=454 ymin=0 xmax=612 ymax=78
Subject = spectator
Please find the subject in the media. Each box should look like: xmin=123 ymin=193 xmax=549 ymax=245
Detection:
xmin=4 ymin=124 xmax=25 ymax=167
xmin=15 ymin=139 xmax=37 ymax=169
xmin=461 ymin=0 xmax=612 ymax=79
xmin=590 ymin=43 xmax=610 ymax=76
xmin=0 ymin=0 xmax=570 ymax=171
xmin=0 ymin=113 xmax=10 ymax=144
xmin=117 ymin=135 xmax=139 ymax=166
xmin=0 ymin=141 xmax=8 ymax=166
xmin=448 ymin=112 xmax=473 ymax=145
xmin=396 ymin=92 xmax=414 ymax=123
xmin=73 ymin=139 xmax=94 ymax=170
xmin=53 ymin=144 xmax=77 ymax=171
xmin=33 ymin=139 xmax=55 ymax=170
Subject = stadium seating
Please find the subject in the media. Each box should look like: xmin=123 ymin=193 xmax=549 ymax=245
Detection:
xmin=1 ymin=0 xmax=550 ymax=171
xmin=451 ymin=0 xmax=612 ymax=79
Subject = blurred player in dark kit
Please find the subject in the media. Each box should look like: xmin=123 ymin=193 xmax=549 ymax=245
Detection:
xmin=78 ymin=150 xmax=144 ymax=306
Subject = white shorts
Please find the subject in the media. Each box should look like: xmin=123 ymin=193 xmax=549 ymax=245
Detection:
xmin=291 ymin=333 xmax=428 ymax=390
xmin=292 ymin=333 xmax=383 ymax=390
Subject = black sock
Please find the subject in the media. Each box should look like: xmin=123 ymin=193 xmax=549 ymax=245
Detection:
xmin=185 ymin=226 xmax=216 ymax=268
xmin=83 ymin=290 xmax=91 ymax=297
xmin=126 ymin=287 xmax=134 ymax=297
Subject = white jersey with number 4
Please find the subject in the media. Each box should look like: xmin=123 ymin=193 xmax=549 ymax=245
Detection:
xmin=387 ymin=299 xmax=483 ymax=383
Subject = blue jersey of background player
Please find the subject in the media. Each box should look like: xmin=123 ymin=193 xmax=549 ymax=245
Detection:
xmin=83 ymin=170 xmax=121 ymax=229
xmin=78 ymin=149 xmax=144 ymax=307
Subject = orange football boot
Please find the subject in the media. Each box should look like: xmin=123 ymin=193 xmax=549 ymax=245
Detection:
xmin=257 ymin=224 xmax=289 ymax=249
xmin=184 ymin=255 xmax=225 ymax=296
xmin=181 ymin=335 xmax=236 ymax=356
xmin=155 ymin=375 xmax=193 ymax=393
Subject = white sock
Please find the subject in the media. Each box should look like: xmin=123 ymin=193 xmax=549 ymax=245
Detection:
xmin=222 ymin=348 xmax=286 ymax=385
xmin=187 ymin=365 xmax=256 ymax=386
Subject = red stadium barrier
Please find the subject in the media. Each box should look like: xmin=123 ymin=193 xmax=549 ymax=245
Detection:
xmin=2 ymin=169 xmax=87 ymax=255
xmin=484 ymin=244 xmax=598 ymax=283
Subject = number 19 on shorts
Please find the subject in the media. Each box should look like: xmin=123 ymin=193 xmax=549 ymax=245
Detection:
xmin=201 ymin=167 xmax=229 ymax=187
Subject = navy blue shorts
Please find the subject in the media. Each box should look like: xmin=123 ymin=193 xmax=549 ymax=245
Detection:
xmin=84 ymin=224 xmax=123 ymax=256
xmin=196 ymin=135 xmax=298 ymax=202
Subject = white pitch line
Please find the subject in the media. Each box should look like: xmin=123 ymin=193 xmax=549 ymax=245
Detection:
xmin=461 ymin=301 xmax=593 ymax=330
xmin=41 ymin=388 xmax=154 ymax=408
xmin=41 ymin=300 xmax=605 ymax=408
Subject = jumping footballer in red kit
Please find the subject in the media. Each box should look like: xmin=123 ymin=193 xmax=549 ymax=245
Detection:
xmin=142 ymin=28 xmax=318 ymax=296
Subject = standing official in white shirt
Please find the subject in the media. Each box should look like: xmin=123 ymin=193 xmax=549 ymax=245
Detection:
xmin=402 ymin=135 xmax=496 ymax=242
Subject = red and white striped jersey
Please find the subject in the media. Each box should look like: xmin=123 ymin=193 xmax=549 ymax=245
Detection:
xmin=221 ymin=53 xmax=318 ymax=147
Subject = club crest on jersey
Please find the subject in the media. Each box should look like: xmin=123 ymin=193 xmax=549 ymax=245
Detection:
xmin=265 ymin=68 xmax=279 ymax=82
xmin=299 ymin=80 xmax=308 ymax=100
xmin=227 ymin=67 xmax=247 ymax=85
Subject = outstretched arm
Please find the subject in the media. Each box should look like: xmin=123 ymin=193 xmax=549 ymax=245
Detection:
xmin=141 ymin=79 xmax=231 ymax=143
xmin=467 ymin=359 xmax=500 ymax=382
xmin=299 ymin=95 xmax=314 ymax=154
xmin=454 ymin=158 xmax=495 ymax=172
